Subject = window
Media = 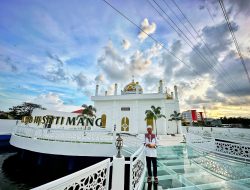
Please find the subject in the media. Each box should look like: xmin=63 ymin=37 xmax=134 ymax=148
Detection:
xmin=121 ymin=117 xmax=129 ymax=131
xmin=101 ymin=114 xmax=106 ymax=128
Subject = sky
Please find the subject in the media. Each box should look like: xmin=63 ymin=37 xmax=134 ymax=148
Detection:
xmin=0 ymin=0 xmax=250 ymax=118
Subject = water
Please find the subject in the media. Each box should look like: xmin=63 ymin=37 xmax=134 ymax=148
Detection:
xmin=0 ymin=144 xmax=106 ymax=190
xmin=144 ymin=145 xmax=250 ymax=190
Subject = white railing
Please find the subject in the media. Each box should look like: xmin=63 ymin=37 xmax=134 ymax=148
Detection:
xmin=129 ymin=145 xmax=146 ymax=190
xmin=14 ymin=126 xmax=114 ymax=144
xmin=187 ymin=127 xmax=250 ymax=143
xmin=187 ymin=133 xmax=250 ymax=161
xmin=32 ymin=158 xmax=111 ymax=190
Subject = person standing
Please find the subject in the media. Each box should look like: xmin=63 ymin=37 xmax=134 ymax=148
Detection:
xmin=144 ymin=125 xmax=158 ymax=183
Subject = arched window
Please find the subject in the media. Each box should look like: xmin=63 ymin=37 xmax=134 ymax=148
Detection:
xmin=121 ymin=117 xmax=129 ymax=131
xmin=101 ymin=114 xmax=106 ymax=128
xmin=146 ymin=118 xmax=154 ymax=131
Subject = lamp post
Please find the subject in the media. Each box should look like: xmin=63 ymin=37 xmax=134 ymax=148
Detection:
xmin=115 ymin=134 xmax=123 ymax=158
xmin=112 ymin=134 xmax=125 ymax=189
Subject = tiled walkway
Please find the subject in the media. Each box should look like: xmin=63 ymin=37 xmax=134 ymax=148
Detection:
xmin=143 ymin=145 xmax=250 ymax=190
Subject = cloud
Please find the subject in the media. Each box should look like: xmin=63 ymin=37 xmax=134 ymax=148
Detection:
xmin=228 ymin=0 xmax=250 ymax=16
xmin=129 ymin=50 xmax=152 ymax=75
xmin=31 ymin=92 xmax=81 ymax=112
xmin=175 ymin=22 xmax=239 ymax=79
xmin=214 ymin=51 xmax=250 ymax=97
xmin=72 ymin=72 xmax=88 ymax=88
xmin=138 ymin=18 xmax=156 ymax=42
xmin=160 ymin=40 xmax=182 ymax=82
xmin=0 ymin=56 xmax=18 ymax=72
xmin=95 ymin=74 xmax=105 ymax=83
xmin=43 ymin=53 xmax=68 ymax=82
xmin=122 ymin=39 xmax=131 ymax=50
xmin=97 ymin=41 xmax=130 ymax=81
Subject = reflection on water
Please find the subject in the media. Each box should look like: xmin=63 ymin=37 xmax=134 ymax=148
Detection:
xmin=0 ymin=145 xmax=106 ymax=190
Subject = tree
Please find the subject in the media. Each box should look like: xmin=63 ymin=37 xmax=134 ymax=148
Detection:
xmin=145 ymin=106 xmax=166 ymax=136
xmin=169 ymin=111 xmax=182 ymax=134
xmin=77 ymin=104 xmax=96 ymax=134
xmin=8 ymin=102 xmax=46 ymax=119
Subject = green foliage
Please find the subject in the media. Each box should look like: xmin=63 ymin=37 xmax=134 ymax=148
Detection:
xmin=168 ymin=111 xmax=182 ymax=134
xmin=220 ymin=117 xmax=250 ymax=128
xmin=77 ymin=104 xmax=97 ymax=127
xmin=8 ymin=102 xmax=46 ymax=119
xmin=145 ymin=105 xmax=166 ymax=135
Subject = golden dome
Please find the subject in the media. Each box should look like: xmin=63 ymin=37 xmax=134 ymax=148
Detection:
xmin=123 ymin=80 xmax=143 ymax=94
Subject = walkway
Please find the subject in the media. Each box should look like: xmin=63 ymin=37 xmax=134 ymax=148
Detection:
xmin=143 ymin=135 xmax=250 ymax=190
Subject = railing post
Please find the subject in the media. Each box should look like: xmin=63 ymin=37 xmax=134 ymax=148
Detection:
xmin=112 ymin=129 xmax=117 ymax=145
xmin=111 ymin=155 xmax=125 ymax=190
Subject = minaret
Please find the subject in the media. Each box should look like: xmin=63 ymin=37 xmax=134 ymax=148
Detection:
xmin=95 ymin=84 xmax=99 ymax=96
xmin=159 ymin=80 xmax=163 ymax=93
xmin=174 ymin=85 xmax=178 ymax=100
xmin=136 ymin=82 xmax=139 ymax=94
xmin=171 ymin=92 xmax=174 ymax=99
xmin=114 ymin=83 xmax=118 ymax=95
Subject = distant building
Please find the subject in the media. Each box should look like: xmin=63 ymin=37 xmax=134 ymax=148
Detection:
xmin=182 ymin=110 xmax=204 ymax=123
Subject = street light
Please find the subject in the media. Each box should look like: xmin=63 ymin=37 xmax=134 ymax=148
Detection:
xmin=115 ymin=134 xmax=123 ymax=158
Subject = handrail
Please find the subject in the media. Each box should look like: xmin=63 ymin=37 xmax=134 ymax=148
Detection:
xmin=13 ymin=126 xmax=114 ymax=144
xmin=32 ymin=158 xmax=111 ymax=190
xmin=129 ymin=145 xmax=146 ymax=190
xmin=186 ymin=133 xmax=250 ymax=161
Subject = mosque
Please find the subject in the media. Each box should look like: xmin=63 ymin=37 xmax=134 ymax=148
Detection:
xmin=92 ymin=79 xmax=181 ymax=135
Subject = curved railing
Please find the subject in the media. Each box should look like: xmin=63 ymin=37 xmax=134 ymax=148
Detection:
xmin=129 ymin=145 xmax=146 ymax=190
xmin=186 ymin=133 xmax=250 ymax=161
xmin=32 ymin=158 xmax=111 ymax=190
xmin=187 ymin=128 xmax=250 ymax=143
xmin=13 ymin=126 xmax=114 ymax=144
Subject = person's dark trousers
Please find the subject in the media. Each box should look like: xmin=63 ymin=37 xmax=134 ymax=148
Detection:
xmin=146 ymin=156 xmax=157 ymax=177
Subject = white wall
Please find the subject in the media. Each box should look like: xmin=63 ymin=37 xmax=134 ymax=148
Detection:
xmin=94 ymin=97 xmax=181 ymax=135
xmin=0 ymin=119 xmax=17 ymax=134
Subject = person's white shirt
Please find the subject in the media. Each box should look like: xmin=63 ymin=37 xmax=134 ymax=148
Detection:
xmin=143 ymin=134 xmax=159 ymax=157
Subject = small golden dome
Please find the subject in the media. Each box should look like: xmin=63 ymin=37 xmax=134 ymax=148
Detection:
xmin=123 ymin=80 xmax=143 ymax=94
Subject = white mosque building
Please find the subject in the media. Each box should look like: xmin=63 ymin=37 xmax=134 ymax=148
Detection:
xmin=92 ymin=80 xmax=181 ymax=135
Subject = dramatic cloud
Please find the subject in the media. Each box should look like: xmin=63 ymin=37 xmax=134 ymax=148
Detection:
xmin=138 ymin=18 xmax=156 ymax=42
xmin=97 ymin=42 xmax=129 ymax=81
xmin=122 ymin=39 xmax=131 ymax=50
xmin=214 ymin=51 xmax=250 ymax=97
xmin=129 ymin=50 xmax=151 ymax=75
xmin=160 ymin=40 xmax=182 ymax=82
xmin=43 ymin=53 xmax=68 ymax=82
xmin=72 ymin=72 xmax=88 ymax=88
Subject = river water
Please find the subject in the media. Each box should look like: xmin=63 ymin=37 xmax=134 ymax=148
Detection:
xmin=0 ymin=143 xmax=107 ymax=190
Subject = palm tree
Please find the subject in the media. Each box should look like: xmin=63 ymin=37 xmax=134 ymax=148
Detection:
xmin=77 ymin=104 xmax=96 ymax=135
xmin=168 ymin=111 xmax=182 ymax=134
xmin=145 ymin=106 xmax=166 ymax=136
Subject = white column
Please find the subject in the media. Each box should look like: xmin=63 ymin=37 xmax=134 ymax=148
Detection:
xmin=111 ymin=156 xmax=125 ymax=190
xmin=95 ymin=85 xmax=99 ymax=96
xmin=114 ymin=83 xmax=118 ymax=95
xmin=159 ymin=80 xmax=163 ymax=93
xmin=174 ymin=85 xmax=178 ymax=100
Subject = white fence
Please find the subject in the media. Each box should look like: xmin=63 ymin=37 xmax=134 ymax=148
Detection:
xmin=184 ymin=126 xmax=250 ymax=143
xmin=32 ymin=158 xmax=111 ymax=190
xmin=129 ymin=145 xmax=146 ymax=190
xmin=186 ymin=133 xmax=250 ymax=161
xmin=14 ymin=126 xmax=114 ymax=144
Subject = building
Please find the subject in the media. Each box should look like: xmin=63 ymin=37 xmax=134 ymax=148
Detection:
xmin=182 ymin=110 xmax=204 ymax=123
xmin=91 ymin=79 xmax=181 ymax=134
